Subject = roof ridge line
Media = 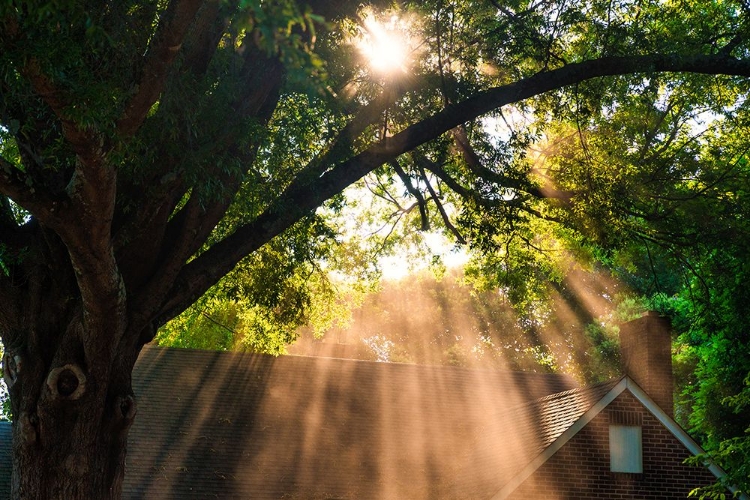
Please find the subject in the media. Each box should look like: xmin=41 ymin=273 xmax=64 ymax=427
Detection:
xmin=141 ymin=344 xmax=581 ymax=379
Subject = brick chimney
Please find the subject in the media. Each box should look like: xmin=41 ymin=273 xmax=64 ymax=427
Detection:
xmin=619 ymin=312 xmax=674 ymax=417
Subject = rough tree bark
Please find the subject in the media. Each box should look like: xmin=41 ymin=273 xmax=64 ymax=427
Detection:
xmin=1 ymin=1 xmax=750 ymax=499
xmin=5 ymin=335 xmax=139 ymax=498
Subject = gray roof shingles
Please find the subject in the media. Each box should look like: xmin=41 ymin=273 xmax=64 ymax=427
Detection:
xmin=0 ymin=421 xmax=10 ymax=500
xmin=1 ymin=347 xmax=605 ymax=499
xmin=126 ymin=346 xmax=580 ymax=499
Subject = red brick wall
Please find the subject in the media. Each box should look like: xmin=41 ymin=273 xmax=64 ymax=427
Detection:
xmin=620 ymin=313 xmax=674 ymax=417
xmin=507 ymin=391 xmax=718 ymax=499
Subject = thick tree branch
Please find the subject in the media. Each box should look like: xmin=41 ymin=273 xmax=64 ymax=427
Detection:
xmin=19 ymin=56 xmax=108 ymax=182
xmin=6 ymin=81 xmax=127 ymax=366
xmin=116 ymin=39 xmax=283 ymax=301
xmin=156 ymin=52 xmax=750 ymax=323
xmin=116 ymin=0 xmax=204 ymax=137
xmin=304 ymin=86 xmax=413 ymax=180
xmin=114 ymin=2 xmax=230 ymax=248
xmin=181 ymin=0 xmax=228 ymax=76
xmin=0 ymin=156 xmax=62 ymax=226
xmin=130 ymin=49 xmax=286 ymax=337
xmin=17 ymin=51 xmax=124 ymax=327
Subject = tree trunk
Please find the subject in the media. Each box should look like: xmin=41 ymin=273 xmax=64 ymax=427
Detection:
xmin=4 ymin=338 xmax=139 ymax=500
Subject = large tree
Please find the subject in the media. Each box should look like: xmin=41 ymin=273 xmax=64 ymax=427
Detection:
xmin=2 ymin=0 xmax=750 ymax=498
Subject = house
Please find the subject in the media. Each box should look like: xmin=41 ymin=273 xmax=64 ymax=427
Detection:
xmin=0 ymin=313 xmax=742 ymax=499
xmin=0 ymin=424 xmax=8 ymax=498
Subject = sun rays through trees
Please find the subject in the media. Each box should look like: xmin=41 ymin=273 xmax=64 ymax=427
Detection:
xmin=2 ymin=0 xmax=750 ymax=497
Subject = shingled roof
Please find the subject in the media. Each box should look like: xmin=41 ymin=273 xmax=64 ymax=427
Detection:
xmin=474 ymin=378 xmax=619 ymax=487
xmin=124 ymin=346 xmax=579 ymax=499
xmin=509 ymin=379 xmax=620 ymax=450
xmin=0 ymin=421 xmax=10 ymax=499
xmin=7 ymin=343 xmax=723 ymax=499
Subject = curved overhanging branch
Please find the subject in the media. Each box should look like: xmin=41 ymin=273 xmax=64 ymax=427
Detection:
xmin=303 ymin=83 xmax=419 ymax=181
xmin=155 ymin=52 xmax=750 ymax=324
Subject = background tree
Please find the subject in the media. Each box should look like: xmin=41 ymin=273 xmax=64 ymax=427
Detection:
xmin=2 ymin=0 xmax=750 ymax=498
xmin=291 ymin=266 xmax=622 ymax=377
xmin=515 ymin=57 xmax=750 ymax=494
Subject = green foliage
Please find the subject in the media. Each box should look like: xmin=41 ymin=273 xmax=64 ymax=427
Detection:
xmin=0 ymin=341 xmax=9 ymax=421
xmin=238 ymin=0 xmax=329 ymax=92
xmin=463 ymin=216 xmax=567 ymax=322
xmin=580 ymin=321 xmax=620 ymax=382
xmin=687 ymin=375 xmax=750 ymax=498
xmin=304 ymin=267 xmax=621 ymax=380
xmin=158 ymin=215 xmax=353 ymax=353
xmin=524 ymin=44 xmax=750 ymax=489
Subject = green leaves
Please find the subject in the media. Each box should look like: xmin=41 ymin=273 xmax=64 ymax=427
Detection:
xmin=237 ymin=0 xmax=329 ymax=92
xmin=0 ymin=340 xmax=9 ymax=421
xmin=158 ymin=213 xmax=349 ymax=354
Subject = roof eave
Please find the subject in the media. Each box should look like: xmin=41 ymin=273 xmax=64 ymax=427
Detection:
xmin=624 ymin=378 xmax=748 ymax=500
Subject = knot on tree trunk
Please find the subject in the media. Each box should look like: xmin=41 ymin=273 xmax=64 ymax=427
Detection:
xmin=114 ymin=394 xmax=137 ymax=427
xmin=46 ymin=364 xmax=87 ymax=400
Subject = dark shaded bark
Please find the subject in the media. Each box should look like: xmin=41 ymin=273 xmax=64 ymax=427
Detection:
xmin=7 ymin=345 xmax=138 ymax=499
xmin=0 ymin=223 xmax=136 ymax=498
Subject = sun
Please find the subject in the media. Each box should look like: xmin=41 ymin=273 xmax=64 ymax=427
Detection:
xmin=356 ymin=13 xmax=413 ymax=76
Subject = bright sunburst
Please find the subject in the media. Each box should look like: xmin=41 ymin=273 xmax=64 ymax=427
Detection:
xmin=356 ymin=12 xmax=413 ymax=76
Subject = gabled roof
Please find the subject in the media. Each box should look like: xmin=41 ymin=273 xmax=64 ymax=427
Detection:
xmin=491 ymin=376 xmax=747 ymax=500
xmin=505 ymin=379 xmax=620 ymax=451
xmin=467 ymin=378 xmax=620 ymax=490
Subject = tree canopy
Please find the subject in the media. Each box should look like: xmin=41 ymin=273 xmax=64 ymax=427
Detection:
xmin=2 ymin=0 xmax=750 ymax=498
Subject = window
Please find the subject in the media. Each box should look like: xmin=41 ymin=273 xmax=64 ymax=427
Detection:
xmin=609 ymin=425 xmax=643 ymax=473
